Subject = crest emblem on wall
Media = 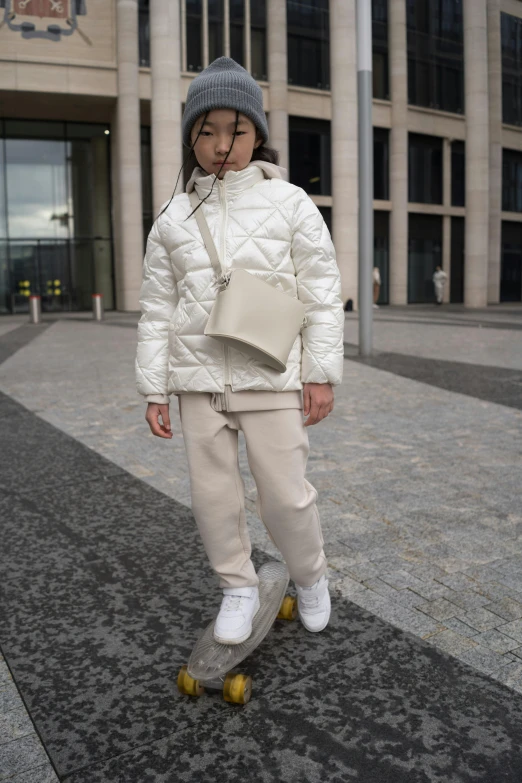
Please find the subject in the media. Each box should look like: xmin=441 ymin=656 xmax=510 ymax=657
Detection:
xmin=0 ymin=0 xmax=88 ymax=41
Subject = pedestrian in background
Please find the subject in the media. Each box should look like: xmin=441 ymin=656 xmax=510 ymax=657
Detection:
xmin=135 ymin=57 xmax=344 ymax=646
xmin=373 ymin=266 xmax=381 ymax=310
xmin=432 ymin=266 xmax=448 ymax=305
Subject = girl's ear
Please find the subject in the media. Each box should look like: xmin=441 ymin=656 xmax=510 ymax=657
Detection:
xmin=254 ymin=132 xmax=263 ymax=149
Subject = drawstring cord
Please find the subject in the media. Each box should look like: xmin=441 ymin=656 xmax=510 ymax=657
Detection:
xmin=210 ymin=391 xmax=226 ymax=411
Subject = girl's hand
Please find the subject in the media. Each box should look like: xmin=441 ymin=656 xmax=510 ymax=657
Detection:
xmin=303 ymin=383 xmax=334 ymax=427
xmin=145 ymin=403 xmax=173 ymax=439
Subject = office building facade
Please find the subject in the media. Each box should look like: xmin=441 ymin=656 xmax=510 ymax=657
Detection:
xmin=0 ymin=0 xmax=521 ymax=313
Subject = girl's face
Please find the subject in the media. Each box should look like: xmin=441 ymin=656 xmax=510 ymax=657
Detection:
xmin=190 ymin=109 xmax=262 ymax=178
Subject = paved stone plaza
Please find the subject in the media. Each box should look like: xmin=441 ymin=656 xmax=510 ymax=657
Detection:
xmin=1 ymin=305 xmax=521 ymax=781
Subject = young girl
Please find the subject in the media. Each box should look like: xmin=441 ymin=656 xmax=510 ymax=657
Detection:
xmin=136 ymin=56 xmax=344 ymax=645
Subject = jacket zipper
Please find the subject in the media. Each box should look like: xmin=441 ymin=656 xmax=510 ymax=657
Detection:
xmin=218 ymin=179 xmax=231 ymax=388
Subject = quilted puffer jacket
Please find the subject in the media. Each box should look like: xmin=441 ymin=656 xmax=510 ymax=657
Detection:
xmin=135 ymin=160 xmax=344 ymax=403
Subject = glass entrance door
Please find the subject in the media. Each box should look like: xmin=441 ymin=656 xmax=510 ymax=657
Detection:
xmin=0 ymin=120 xmax=113 ymax=314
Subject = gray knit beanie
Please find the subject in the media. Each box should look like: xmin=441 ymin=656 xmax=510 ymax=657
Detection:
xmin=182 ymin=56 xmax=269 ymax=148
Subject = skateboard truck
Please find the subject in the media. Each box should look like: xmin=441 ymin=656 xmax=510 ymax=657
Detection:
xmin=177 ymin=561 xmax=298 ymax=705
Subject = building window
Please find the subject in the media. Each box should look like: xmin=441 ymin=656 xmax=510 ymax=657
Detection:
xmin=251 ymin=0 xmax=268 ymax=80
xmin=503 ymin=148 xmax=522 ymax=213
xmin=289 ymin=117 xmax=331 ymax=195
xmin=407 ymin=0 xmax=464 ymax=114
xmin=230 ymin=0 xmax=245 ymax=67
xmin=408 ymin=214 xmax=442 ymax=303
xmin=138 ymin=0 xmax=150 ymax=67
xmin=287 ymin=0 xmax=330 ymax=91
xmin=318 ymin=206 xmax=332 ymax=235
xmin=187 ymin=0 xmax=203 ymax=72
xmin=502 ymin=13 xmax=522 ymax=127
xmin=374 ymin=211 xmax=389 ymax=304
xmin=501 ymin=221 xmax=522 ymax=302
xmin=141 ymin=126 xmax=153 ymax=249
xmin=208 ymin=0 xmax=224 ymax=63
xmin=451 ymin=140 xmax=465 ymax=207
xmin=374 ymin=128 xmax=389 ymax=200
xmin=372 ymin=0 xmax=389 ymax=100
xmin=450 ymin=216 xmax=464 ymax=303
xmin=0 ymin=119 xmax=113 ymax=315
xmin=408 ymin=132 xmax=443 ymax=204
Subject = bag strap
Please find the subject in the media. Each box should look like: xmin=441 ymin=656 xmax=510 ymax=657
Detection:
xmin=189 ymin=190 xmax=223 ymax=276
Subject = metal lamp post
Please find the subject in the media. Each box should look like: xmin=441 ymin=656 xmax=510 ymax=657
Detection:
xmin=356 ymin=0 xmax=374 ymax=356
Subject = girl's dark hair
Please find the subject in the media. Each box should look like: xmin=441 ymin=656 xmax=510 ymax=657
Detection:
xmin=155 ymin=111 xmax=279 ymax=223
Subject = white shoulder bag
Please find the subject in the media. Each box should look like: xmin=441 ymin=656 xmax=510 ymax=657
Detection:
xmin=189 ymin=190 xmax=306 ymax=373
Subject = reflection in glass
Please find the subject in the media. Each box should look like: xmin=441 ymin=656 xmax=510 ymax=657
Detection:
xmin=0 ymin=121 xmax=113 ymax=314
xmin=6 ymin=139 xmax=68 ymax=240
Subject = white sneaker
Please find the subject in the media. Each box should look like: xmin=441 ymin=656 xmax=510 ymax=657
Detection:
xmin=373 ymin=303 xmax=380 ymax=309
xmin=213 ymin=586 xmax=260 ymax=645
xmin=296 ymin=574 xmax=331 ymax=632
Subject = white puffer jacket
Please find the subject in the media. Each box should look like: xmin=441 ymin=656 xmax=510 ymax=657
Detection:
xmin=135 ymin=161 xmax=344 ymax=403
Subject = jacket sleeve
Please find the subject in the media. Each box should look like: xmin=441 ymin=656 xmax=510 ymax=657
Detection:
xmin=291 ymin=191 xmax=345 ymax=386
xmin=135 ymin=216 xmax=178 ymax=404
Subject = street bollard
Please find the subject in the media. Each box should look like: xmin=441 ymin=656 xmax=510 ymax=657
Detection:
xmin=92 ymin=293 xmax=104 ymax=321
xmin=29 ymin=295 xmax=41 ymax=324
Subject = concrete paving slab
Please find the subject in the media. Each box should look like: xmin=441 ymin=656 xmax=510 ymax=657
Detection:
xmin=63 ymin=632 xmax=522 ymax=783
xmin=1 ymin=308 xmax=522 ymax=780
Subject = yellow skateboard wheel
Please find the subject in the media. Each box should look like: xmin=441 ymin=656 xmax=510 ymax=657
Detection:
xmin=177 ymin=665 xmax=204 ymax=697
xmin=278 ymin=595 xmax=298 ymax=621
xmin=223 ymin=673 xmax=252 ymax=705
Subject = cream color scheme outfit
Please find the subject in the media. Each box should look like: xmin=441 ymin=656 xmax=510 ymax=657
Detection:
xmin=177 ymin=386 xmax=326 ymax=590
xmin=136 ymin=161 xmax=344 ymax=593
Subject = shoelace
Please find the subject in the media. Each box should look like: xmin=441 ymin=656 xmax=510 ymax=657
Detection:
xmin=299 ymin=593 xmax=321 ymax=611
xmin=298 ymin=585 xmax=326 ymax=614
xmin=222 ymin=594 xmax=246 ymax=613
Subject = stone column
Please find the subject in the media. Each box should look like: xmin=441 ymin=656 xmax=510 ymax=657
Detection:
xmin=463 ymin=0 xmax=489 ymax=307
xmin=330 ymin=0 xmax=358 ymax=308
xmin=150 ymin=0 xmax=182 ymax=217
xmin=487 ymin=0 xmax=502 ymax=304
xmin=115 ymin=0 xmax=143 ymax=311
xmin=388 ymin=0 xmax=409 ymax=305
xmin=267 ymin=0 xmax=289 ymax=171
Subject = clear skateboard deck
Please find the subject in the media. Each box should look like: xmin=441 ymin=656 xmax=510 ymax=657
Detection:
xmin=177 ymin=561 xmax=297 ymax=705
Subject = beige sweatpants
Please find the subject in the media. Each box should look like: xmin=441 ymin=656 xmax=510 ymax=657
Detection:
xmin=177 ymin=392 xmax=327 ymax=589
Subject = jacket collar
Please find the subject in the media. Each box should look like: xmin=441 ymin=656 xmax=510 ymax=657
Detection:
xmin=186 ymin=160 xmax=288 ymax=201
